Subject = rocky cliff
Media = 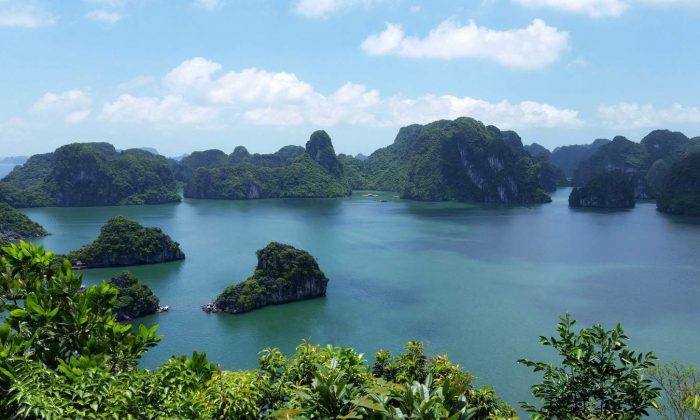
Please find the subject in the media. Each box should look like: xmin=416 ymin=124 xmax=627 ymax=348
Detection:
xmin=208 ymin=242 xmax=329 ymax=314
xmin=656 ymin=152 xmax=700 ymax=216
xmin=68 ymin=216 xmax=185 ymax=268
xmin=569 ymin=171 xmax=635 ymax=209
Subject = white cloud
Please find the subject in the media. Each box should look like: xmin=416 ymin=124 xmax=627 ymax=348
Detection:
xmin=103 ymin=57 xmax=582 ymax=129
xmin=100 ymin=94 xmax=218 ymax=125
xmin=293 ymin=0 xmax=380 ymax=18
xmin=32 ymin=90 xmax=92 ymax=124
xmin=86 ymin=9 xmax=121 ymax=23
xmin=513 ymin=0 xmax=628 ymax=17
xmin=194 ymin=0 xmax=223 ymax=10
xmin=361 ymin=19 xmax=570 ymax=70
xmin=0 ymin=1 xmax=56 ymax=28
xmin=598 ymin=103 xmax=700 ymax=129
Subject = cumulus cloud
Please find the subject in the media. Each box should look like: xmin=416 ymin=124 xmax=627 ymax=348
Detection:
xmin=294 ymin=0 xmax=380 ymax=18
xmin=32 ymin=90 xmax=92 ymax=124
xmin=598 ymin=103 xmax=700 ymax=129
xmin=361 ymin=19 xmax=570 ymax=70
xmin=100 ymin=57 xmax=582 ymax=129
xmin=513 ymin=0 xmax=628 ymax=17
xmin=0 ymin=1 xmax=56 ymax=28
xmin=100 ymin=94 xmax=218 ymax=125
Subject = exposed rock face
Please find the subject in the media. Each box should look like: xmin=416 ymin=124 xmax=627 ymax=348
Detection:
xmin=110 ymin=271 xmax=160 ymax=321
xmin=305 ymin=130 xmax=343 ymax=177
xmin=68 ymin=216 xmax=185 ymax=268
xmin=569 ymin=171 xmax=635 ymax=209
xmin=210 ymin=242 xmax=329 ymax=314
xmin=0 ymin=203 xmax=48 ymax=242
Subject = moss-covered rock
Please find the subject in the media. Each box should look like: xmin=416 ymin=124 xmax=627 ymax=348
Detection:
xmin=209 ymin=242 xmax=329 ymax=314
xmin=0 ymin=203 xmax=48 ymax=242
xmin=569 ymin=171 xmax=635 ymax=209
xmin=68 ymin=216 xmax=185 ymax=268
xmin=110 ymin=271 xmax=160 ymax=321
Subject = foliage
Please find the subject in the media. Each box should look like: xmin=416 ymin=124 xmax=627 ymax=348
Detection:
xmin=0 ymin=203 xmax=48 ymax=242
xmin=214 ymin=241 xmax=328 ymax=313
xmin=67 ymin=215 xmax=185 ymax=268
xmin=350 ymin=118 xmax=552 ymax=204
xmin=0 ymin=143 xmax=180 ymax=207
xmin=519 ymin=313 xmax=660 ymax=419
xmin=110 ymin=271 xmax=160 ymax=321
xmin=649 ymin=361 xmax=700 ymax=419
xmin=550 ymin=139 xmax=610 ymax=179
xmin=568 ymin=170 xmax=636 ymax=209
xmin=656 ymin=152 xmax=700 ymax=216
xmin=0 ymin=242 xmax=516 ymax=418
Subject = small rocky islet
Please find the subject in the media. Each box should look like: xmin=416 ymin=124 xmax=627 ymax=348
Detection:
xmin=68 ymin=216 xmax=185 ymax=269
xmin=0 ymin=203 xmax=48 ymax=244
xmin=109 ymin=271 xmax=167 ymax=321
xmin=203 ymin=242 xmax=329 ymax=314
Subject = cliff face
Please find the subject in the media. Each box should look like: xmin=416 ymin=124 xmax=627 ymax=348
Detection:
xmin=305 ymin=130 xmax=343 ymax=177
xmin=110 ymin=271 xmax=160 ymax=321
xmin=68 ymin=216 xmax=185 ymax=268
xmin=569 ymin=171 xmax=635 ymax=209
xmin=211 ymin=242 xmax=329 ymax=314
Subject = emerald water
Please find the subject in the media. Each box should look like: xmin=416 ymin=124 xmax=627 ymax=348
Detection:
xmin=21 ymin=188 xmax=700 ymax=407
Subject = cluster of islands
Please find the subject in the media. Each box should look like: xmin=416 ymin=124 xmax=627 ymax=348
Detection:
xmin=1 ymin=116 xmax=699 ymax=320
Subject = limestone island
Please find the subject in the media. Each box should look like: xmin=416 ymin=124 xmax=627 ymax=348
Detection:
xmin=569 ymin=171 xmax=635 ymax=209
xmin=110 ymin=271 xmax=166 ymax=321
xmin=68 ymin=216 xmax=185 ymax=268
xmin=0 ymin=203 xmax=48 ymax=243
xmin=203 ymin=242 xmax=329 ymax=314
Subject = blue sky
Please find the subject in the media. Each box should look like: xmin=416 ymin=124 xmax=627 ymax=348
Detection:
xmin=1 ymin=0 xmax=700 ymax=157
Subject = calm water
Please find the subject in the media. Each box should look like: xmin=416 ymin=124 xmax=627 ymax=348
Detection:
xmin=21 ymin=189 xmax=700 ymax=409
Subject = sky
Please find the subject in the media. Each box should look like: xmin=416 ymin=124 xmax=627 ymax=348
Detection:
xmin=1 ymin=0 xmax=700 ymax=157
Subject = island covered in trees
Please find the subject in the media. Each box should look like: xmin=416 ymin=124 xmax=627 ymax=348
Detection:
xmin=0 ymin=117 xmax=698 ymax=216
xmin=68 ymin=216 xmax=185 ymax=268
xmin=204 ymin=242 xmax=329 ymax=314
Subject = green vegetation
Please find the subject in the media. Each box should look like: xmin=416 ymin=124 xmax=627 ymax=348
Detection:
xmin=0 ymin=203 xmax=48 ymax=242
xmin=348 ymin=118 xmax=553 ymax=204
xmin=0 ymin=143 xmax=180 ymax=207
xmin=0 ymin=242 xmax=515 ymax=418
xmin=550 ymin=138 xmax=610 ymax=179
xmin=68 ymin=216 xmax=185 ymax=268
xmin=649 ymin=362 xmax=700 ymax=419
xmin=1 ymin=242 xmax=686 ymax=418
xmin=110 ymin=271 xmax=160 ymax=321
xmin=569 ymin=171 xmax=636 ymax=209
xmin=656 ymin=152 xmax=700 ymax=216
xmin=213 ymin=242 xmax=328 ymax=313
xmin=184 ymin=131 xmax=351 ymax=200
xmin=519 ymin=313 xmax=660 ymax=419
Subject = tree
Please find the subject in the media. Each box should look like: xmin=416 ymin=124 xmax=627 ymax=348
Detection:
xmin=649 ymin=361 xmax=700 ymax=419
xmin=519 ymin=313 xmax=660 ymax=419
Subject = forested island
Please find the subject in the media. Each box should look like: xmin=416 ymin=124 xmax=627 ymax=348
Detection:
xmin=0 ymin=203 xmax=48 ymax=243
xmin=0 ymin=143 xmax=180 ymax=207
xmin=1 ymin=118 xmax=698 ymax=215
xmin=205 ymin=242 xmax=329 ymax=314
xmin=68 ymin=216 xmax=185 ymax=268
xmin=109 ymin=271 xmax=162 ymax=321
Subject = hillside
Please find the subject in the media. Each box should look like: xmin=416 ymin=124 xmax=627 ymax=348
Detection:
xmin=0 ymin=143 xmax=180 ymax=207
